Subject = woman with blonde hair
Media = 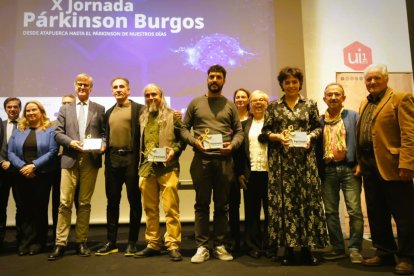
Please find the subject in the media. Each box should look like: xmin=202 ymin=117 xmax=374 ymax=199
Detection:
xmin=8 ymin=100 xmax=58 ymax=255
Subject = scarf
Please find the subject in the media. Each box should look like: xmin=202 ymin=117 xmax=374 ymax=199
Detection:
xmin=323 ymin=108 xmax=347 ymax=160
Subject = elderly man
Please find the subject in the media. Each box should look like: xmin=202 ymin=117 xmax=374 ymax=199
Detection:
xmin=95 ymin=77 xmax=143 ymax=257
xmin=49 ymin=73 xmax=106 ymax=261
xmin=134 ymin=83 xmax=186 ymax=261
xmin=357 ymin=64 xmax=414 ymax=275
xmin=316 ymin=83 xmax=364 ymax=263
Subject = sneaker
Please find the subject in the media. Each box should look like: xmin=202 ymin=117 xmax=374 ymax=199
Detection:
xmin=349 ymin=249 xmax=363 ymax=264
xmin=95 ymin=242 xmax=119 ymax=256
xmin=191 ymin=246 xmax=210 ymax=263
xmin=322 ymin=249 xmax=347 ymax=261
xmin=213 ymin=245 xmax=233 ymax=261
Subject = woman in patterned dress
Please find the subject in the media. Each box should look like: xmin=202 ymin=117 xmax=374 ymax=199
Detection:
xmin=261 ymin=67 xmax=328 ymax=265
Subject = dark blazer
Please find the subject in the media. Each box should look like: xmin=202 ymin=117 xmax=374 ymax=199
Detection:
xmin=0 ymin=119 xmax=4 ymax=161
xmin=55 ymin=100 xmax=106 ymax=169
xmin=104 ymin=100 xmax=144 ymax=167
xmin=0 ymin=120 xmax=8 ymax=163
xmin=8 ymin=127 xmax=58 ymax=173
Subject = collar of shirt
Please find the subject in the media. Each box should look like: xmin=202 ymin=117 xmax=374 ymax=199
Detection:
xmin=76 ymin=99 xmax=89 ymax=106
xmin=367 ymin=88 xmax=387 ymax=104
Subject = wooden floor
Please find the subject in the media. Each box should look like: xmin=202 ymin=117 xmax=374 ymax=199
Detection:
xmin=0 ymin=223 xmax=397 ymax=276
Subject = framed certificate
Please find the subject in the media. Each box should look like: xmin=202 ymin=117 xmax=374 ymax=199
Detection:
xmin=148 ymin=147 xmax=167 ymax=162
xmin=82 ymin=138 xmax=103 ymax=152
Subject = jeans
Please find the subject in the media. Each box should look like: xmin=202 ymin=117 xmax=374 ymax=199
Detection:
xmin=322 ymin=164 xmax=364 ymax=251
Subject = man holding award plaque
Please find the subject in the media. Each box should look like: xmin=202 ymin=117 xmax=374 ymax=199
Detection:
xmin=49 ymin=73 xmax=106 ymax=261
xmin=134 ymin=84 xmax=186 ymax=262
xmin=181 ymin=65 xmax=244 ymax=263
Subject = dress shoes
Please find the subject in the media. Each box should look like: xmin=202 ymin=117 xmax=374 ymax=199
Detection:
xmin=248 ymin=250 xmax=261 ymax=259
xmin=395 ymin=259 xmax=414 ymax=275
xmin=95 ymin=242 xmax=119 ymax=256
xmin=169 ymin=249 xmax=183 ymax=262
xmin=77 ymin=243 xmax=91 ymax=257
xmin=134 ymin=247 xmax=161 ymax=258
xmin=362 ymin=254 xmax=396 ymax=267
xmin=124 ymin=243 xmax=137 ymax=257
xmin=18 ymin=248 xmax=29 ymax=256
xmin=300 ymin=247 xmax=319 ymax=266
xmin=48 ymin=245 xmax=65 ymax=261
xmin=29 ymin=244 xmax=42 ymax=256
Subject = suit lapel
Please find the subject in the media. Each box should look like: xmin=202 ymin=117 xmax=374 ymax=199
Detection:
xmin=372 ymin=88 xmax=393 ymax=120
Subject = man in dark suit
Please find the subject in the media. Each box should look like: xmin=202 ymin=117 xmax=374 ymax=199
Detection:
xmin=357 ymin=64 xmax=414 ymax=275
xmin=48 ymin=73 xmax=106 ymax=261
xmin=0 ymin=97 xmax=21 ymax=249
xmin=95 ymin=77 xmax=143 ymax=257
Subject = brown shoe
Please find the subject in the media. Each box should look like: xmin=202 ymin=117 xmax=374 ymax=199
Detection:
xmin=362 ymin=255 xmax=395 ymax=267
xmin=395 ymin=259 xmax=414 ymax=275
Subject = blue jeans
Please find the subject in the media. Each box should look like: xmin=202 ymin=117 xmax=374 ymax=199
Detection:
xmin=322 ymin=164 xmax=364 ymax=250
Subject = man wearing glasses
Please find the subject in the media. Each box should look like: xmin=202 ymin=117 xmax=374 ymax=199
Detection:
xmin=48 ymin=73 xmax=106 ymax=261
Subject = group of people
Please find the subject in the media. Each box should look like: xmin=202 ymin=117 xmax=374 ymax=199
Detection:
xmin=0 ymin=63 xmax=413 ymax=274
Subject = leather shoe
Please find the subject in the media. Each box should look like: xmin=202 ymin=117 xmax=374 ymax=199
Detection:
xmin=18 ymin=248 xmax=29 ymax=256
xmin=248 ymin=250 xmax=261 ymax=259
xmin=134 ymin=247 xmax=161 ymax=258
xmin=300 ymin=247 xmax=319 ymax=266
xmin=95 ymin=242 xmax=118 ymax=256
xmin=29 ymin=244 xmax=42 ymax=256
xmin=124 ymin=243 xmax=137 ymax=257
xmin=48 ymin=245 xmax=65 ymax=261
xmin=363 ymin=254 xmax=395 ymax=267
xmin=395 ymin=259 xmax=414 ymax=275
xmin=77 ymin=243 xmax=91 ymax=257
xmin=169 ymin=249 xmax=183 ymax=262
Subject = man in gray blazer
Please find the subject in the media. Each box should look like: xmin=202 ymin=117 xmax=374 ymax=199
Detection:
xmin=0 ymin=98 xmax=21 ymax=250
xmin=48 ymin=73 xmax=106 ymax=261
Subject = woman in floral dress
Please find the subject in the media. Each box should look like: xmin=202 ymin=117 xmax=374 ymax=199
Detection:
xmin=261 ymin=67 xmax=327 ymax=265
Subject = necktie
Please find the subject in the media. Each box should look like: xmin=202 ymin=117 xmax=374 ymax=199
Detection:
xmin=78 ymin=102 xmax=86 ymax=143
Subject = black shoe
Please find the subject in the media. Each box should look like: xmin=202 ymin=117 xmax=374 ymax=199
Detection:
xmin=300 ymin=247 xmax=319 ymax=266
xmin=18 ymin=248 xmax=29 ymax=256
xmin=169 ymin=249 xmax=183 ymax=262
xmin=48 ymin=245 xmax=65 ymax=261
xmin=281 ymin=247 xmax=295 ymax=266
xmin=124 ymin=243 xmax=137 ymax=257
xmin=95 ymin=242 xmax=118 ymax=256
xmin=248 ymin=250 xmax=261 ymax=259
xmin=134 ymin=247 xmax=161 ymax=258
xmin=77 ymin=243 xmax=91 ymax=257
xmin=322 ymin=249 xmax=346 ymax=261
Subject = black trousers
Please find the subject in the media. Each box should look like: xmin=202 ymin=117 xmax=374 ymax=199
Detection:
xmin=14 ymin=172 xmax=52 ymax=251
xmin=105 ymin=157 xmax=142 ymax=244
xmin=361 ymin=153 xmax=414 ymax=257
xmin=244 ymin=171 xmax=269 ymax=251
xmin=228 ymin=179 xmax=241 ymax=248
xmin=0 ymin=169 xmax=19 ymax=244
xmin=190 ymin=154 xmax=234 ymax=247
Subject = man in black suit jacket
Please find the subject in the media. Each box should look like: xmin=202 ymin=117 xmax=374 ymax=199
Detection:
xmin=95 ymin=77 xmax=143 ymax=257
xmin=0 ymin=98 xmax=21 ymax=249
xmin=48 ymin=73 xmax=106 ymax=260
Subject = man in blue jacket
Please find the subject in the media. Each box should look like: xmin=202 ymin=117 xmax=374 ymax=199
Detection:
xmin=316 ymin=83 xmax=364 ymax=264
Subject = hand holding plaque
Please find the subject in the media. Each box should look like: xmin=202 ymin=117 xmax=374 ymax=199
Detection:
xmin=82 ymin=135 xmax=103 ymax=152
xmin=199 ymin=128 xmax=223 ymax=150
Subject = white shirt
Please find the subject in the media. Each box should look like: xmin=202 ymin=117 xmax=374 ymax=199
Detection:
xmin=6 ymin=119 xmax=17 ymax=143
xmin=248 ymin=118 xmax=268 ymax=172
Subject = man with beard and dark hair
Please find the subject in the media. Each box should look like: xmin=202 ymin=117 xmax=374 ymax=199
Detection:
xmin=181 ymin=64 xmax=244 ymax=263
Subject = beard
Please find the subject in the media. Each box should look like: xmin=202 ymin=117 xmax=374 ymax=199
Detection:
xmin=148 ymin=101 xmax=159 ymax=112
xmin=208 ymin=82 xmax=223 ymax=94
